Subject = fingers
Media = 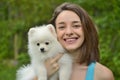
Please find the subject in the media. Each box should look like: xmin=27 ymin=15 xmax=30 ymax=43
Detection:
xmin=33 ymin=76 xmax=38 ymax=80
xmin=52 ymin=63 xmax=59 ymax=72
xmin=50 ymin=53 xmax=63 ymax=64
xmin=44 ymin=53 xmax=63 ymax=77
xmin=52 ymin=63 xmax=59 ymax=69
xmin=45 ymin=61 xmax=59 ymax=77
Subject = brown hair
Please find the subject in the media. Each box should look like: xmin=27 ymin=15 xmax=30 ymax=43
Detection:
xmin=49 ymin=2 xmax=99 ymax=65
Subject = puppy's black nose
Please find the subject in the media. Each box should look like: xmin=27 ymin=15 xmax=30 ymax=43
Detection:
xmin=40 ymin=48 xmax=45 ymax=52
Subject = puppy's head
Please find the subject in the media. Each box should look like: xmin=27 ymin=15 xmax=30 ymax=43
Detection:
xmin=28 ymin=24 xmax=57 ymax=55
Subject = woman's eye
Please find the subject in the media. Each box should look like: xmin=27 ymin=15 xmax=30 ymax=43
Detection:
xmin=73 ymin=25 xmax=81 ymax=28
xmin=58 ymin=26 xmax=65 ymax=30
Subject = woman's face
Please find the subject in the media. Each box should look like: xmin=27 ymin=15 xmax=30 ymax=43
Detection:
xmin=55 ymin=10 xmax=84 ymax=53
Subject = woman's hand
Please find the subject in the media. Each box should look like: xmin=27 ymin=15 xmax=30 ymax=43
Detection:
xmin=45 ymin=53 xmax=63 ymax=77
xmin=33 ymin=53 xmax=63 ymax=80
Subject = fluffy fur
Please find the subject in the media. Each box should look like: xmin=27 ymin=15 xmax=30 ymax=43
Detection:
xmin=16 ymin=24 xmax=72 ymax=80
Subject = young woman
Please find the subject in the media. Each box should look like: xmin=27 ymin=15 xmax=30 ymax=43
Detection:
xmin=35 ymin=2 xmax=114 ymax=80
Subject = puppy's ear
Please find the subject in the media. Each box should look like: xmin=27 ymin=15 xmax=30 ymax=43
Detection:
xmin=47 ymin=24 xmax=57 ymax=37
xmin=28 ymin=28 xmax=35 ymax=37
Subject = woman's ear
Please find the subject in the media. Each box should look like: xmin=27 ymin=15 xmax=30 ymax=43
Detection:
xmin=47 ymin=24 xmax=57 ymax=37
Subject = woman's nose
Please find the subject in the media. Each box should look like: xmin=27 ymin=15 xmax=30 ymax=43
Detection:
xmin=65 ymin=27 xmax=73 ymax=36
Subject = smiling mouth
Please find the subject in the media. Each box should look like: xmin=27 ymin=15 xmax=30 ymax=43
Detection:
xmin=64 ymin=37 xmax=78 ymax=44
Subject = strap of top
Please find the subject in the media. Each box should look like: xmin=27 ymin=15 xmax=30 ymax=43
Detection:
xmin=85 ymin=62 xmax=96 ymax=80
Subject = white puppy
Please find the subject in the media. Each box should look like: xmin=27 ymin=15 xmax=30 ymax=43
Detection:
xmin=16 ymin=24 xmax=72 ymax=80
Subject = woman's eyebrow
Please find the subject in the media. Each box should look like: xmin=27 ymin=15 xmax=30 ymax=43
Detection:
xmin=58 ymin=22 xmax=65 ymax=24
xmin=72 ymin=21 xmax=81 ymax=24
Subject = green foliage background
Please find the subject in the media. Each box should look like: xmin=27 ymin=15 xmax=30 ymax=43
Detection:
xmin=0 ymin=0 xmax=120 ymax=80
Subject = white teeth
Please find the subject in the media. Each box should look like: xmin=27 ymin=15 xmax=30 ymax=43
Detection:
xmin=65 ymin=38 xmax=77 ymax=44
xmin=66 ymin=38 xmax=76 ymax=42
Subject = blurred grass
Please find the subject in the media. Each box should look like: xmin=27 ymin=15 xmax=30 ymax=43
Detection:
xmin=0 ymin=54 xmax=30 ymax=80
xmin=0 ymin=60 xmax=19 ymax=80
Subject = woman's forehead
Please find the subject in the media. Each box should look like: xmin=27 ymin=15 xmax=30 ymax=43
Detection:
xmin=55 ymin=10 xmax=81 ymax=24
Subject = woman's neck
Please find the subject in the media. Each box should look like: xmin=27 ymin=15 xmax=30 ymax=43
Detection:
xmin=68 ymin=49 xmax=88 ymax=66
xmin=68 ymin=49 xmax=81 ymax=63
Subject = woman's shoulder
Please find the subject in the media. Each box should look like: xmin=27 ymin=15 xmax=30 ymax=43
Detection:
xmin=94 ymin=62 xmax=114 ymax=80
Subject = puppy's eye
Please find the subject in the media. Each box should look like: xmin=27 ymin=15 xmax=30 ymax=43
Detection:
xmin=45 ymin=42 xmax=49 ymax=45
xmin=37 ymin=43 xmax=40 ymax=46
